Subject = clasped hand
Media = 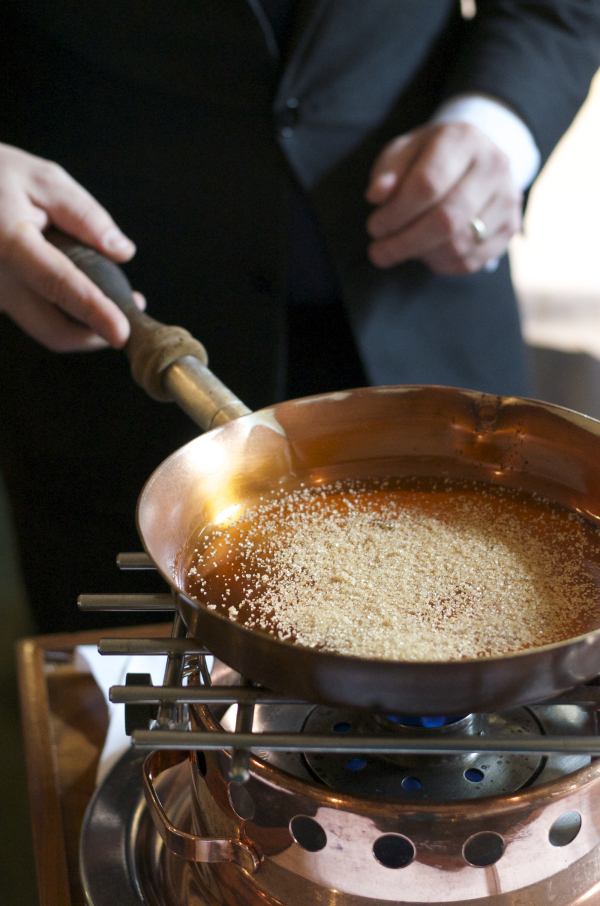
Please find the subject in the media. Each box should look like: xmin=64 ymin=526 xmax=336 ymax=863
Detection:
xmin=366 ymin=121 xmax=522 ymax=274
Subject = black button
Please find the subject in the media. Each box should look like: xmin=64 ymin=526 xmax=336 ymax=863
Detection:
xmin=279 ymin=98 xmax=299 ymax=137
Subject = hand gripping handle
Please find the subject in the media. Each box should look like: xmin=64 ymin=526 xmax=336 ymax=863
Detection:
xmin=143 ymin=750 xmax=261 ymax=873
xmin=45 ymin=228 xmax=251 ymax=429
xmin=46 ymin=227 xmax=208 ymax=402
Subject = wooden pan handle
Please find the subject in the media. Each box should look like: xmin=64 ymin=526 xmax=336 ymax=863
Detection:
xmin=45 ymin=228 xmax=250 ymax=429
xmin=46 ymin=227 xmax=208 ymax=402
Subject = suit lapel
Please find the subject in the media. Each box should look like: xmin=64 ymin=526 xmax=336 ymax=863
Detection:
xmin=244 ymin=0 xmax=333 ymax=96
xmin=245 ymin=0 xmax=280 ymax=58
xmin=275 ymin=0 xmax=332 ymax=104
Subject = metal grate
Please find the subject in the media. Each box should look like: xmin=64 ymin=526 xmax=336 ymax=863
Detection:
xmin=80 ymin=554 xmax=600 ymax=783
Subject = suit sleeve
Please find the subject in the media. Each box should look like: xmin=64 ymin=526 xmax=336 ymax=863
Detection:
xmin=442 ymin=0 xmax=600 ymax=166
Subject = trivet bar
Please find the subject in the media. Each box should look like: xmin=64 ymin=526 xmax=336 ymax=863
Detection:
xmin=116 ymin=552 xmax=155 ymax=570
xmin=131 ymin=729 xmax=600 ymax=756
xmin=111 ymin=683 xmax=600 ymax=708
xmin=99 ymin=638 xmax=209 ymax=656
xmin=78 ymin=594 xmax=176 ymax=611
xmin=549 ymin=687 xmax=600 ymax=706
xmin=110 ymin=686 xmax=305 ymax=705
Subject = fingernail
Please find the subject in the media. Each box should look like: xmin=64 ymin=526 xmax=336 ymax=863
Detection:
xmin=112 ymin=313 xmax=131 ymax=348
xmin=377 ymin=172 xmax=397 ymax=191
xmin=366 ymin=171 xmax=397 ymax=204
xmin=484 ymin=257 xmax=500 ymax=272
xmin=103 ymin=228 xmax=136 ymax=255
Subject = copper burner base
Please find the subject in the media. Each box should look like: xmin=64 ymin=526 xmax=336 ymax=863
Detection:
xmin=81 ymin=748 xmax=600 ymax=906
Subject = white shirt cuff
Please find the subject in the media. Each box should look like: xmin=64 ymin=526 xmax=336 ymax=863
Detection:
xmin=431 ymin=94 xmax=541 ymax=191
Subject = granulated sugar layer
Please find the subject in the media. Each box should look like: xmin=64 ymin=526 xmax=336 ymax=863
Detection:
xmin=183 ymin=478 xmax=600 ymax=661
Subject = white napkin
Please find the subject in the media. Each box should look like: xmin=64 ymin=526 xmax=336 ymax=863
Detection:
xmin=75 ymin=646 xmax=168 ymax=785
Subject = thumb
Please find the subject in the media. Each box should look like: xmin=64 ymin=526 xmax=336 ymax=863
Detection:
xmin=29 ymin=165 xmax=136 ymax=262
xmin=365 ymin=128 xmax=428 ymax=205
xmin=366 ymin=171 xmax=398 ymax=205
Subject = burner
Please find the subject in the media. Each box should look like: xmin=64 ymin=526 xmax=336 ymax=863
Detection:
xmin=386 ymin=715 xmax=466 ymax=728
xmin=81 ymin=701 xmax=600 ymax=906
xmin=224 ymin=699 xmax=593 ymax=800
xmin=74 ymin=564 xmax=600 ymax=905
xmin=303 ymin=707 xmax=551 ymax=798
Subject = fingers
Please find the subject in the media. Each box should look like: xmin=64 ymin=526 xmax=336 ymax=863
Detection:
xmin=132 ymin=290 xmax=147 ymax=311
xmin=1 ymin=222 xmax=132 ymax=347
xmin=419 ymin=192 xmax=521 ymax=275
xmin=369 ymin=161 xmax=521 ymax=270
xmin=366 ymin=122 xmax=522 ymax=274
xmin=25 ymin=157 xmax=136 ymax=261
xmin=366 ymin=123 xmax=475 ymax=239
xmin=0 ymin=264 xmax=147 ymax=353
xmin=0 ymin=270 xmax=110 ymax=351
xmin=367 ymin=170 xmax=398 ymax=205
xmin=366 ymin=129 xmax=430 ymax=205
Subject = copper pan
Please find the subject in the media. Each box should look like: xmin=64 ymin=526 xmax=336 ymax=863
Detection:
xmin=49 ymin=230 xmax=600 ymax=714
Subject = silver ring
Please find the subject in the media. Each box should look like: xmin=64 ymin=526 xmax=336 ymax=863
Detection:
xmin=470 ymin=217 xmax=488 ymax=244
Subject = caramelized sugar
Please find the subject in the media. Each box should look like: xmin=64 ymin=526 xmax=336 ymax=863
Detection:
xmin=181 ymin=478 xmax=600 ymax=661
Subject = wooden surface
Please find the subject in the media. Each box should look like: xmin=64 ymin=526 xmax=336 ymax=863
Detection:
xmin=16 ymin=625 xmax=171 ymax=906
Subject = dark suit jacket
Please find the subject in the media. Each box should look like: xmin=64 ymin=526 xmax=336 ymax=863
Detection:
xmin=3 ymin=0 xmax=600 ymax=403
xmin=1 ymin=1 xmax=600 ymax=630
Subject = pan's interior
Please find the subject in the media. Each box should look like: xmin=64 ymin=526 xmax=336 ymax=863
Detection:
xmin=137 ymin=386 xmax=600 ymax=648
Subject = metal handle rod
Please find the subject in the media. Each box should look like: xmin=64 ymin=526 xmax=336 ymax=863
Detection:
xmin=78 ymin=594 xmax=176 ymax=611
xmin=99 ymin=638 xmax=209 ymax=656
xmin=116 ymin=552 xmax=156 ymax=570
xmin=163 ymin=356 xmax=250 ymax=430
xmin=132 ymin=729 xmax=600 ymax=757
xmin=110 ymin=686 xmax=305 ymax=705
xmin=46 ymin=229 xmax=251 ymax=430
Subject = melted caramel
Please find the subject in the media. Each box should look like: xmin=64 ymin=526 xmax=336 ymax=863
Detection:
xmin=181 ymin=478 xmax=600 ymax=660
